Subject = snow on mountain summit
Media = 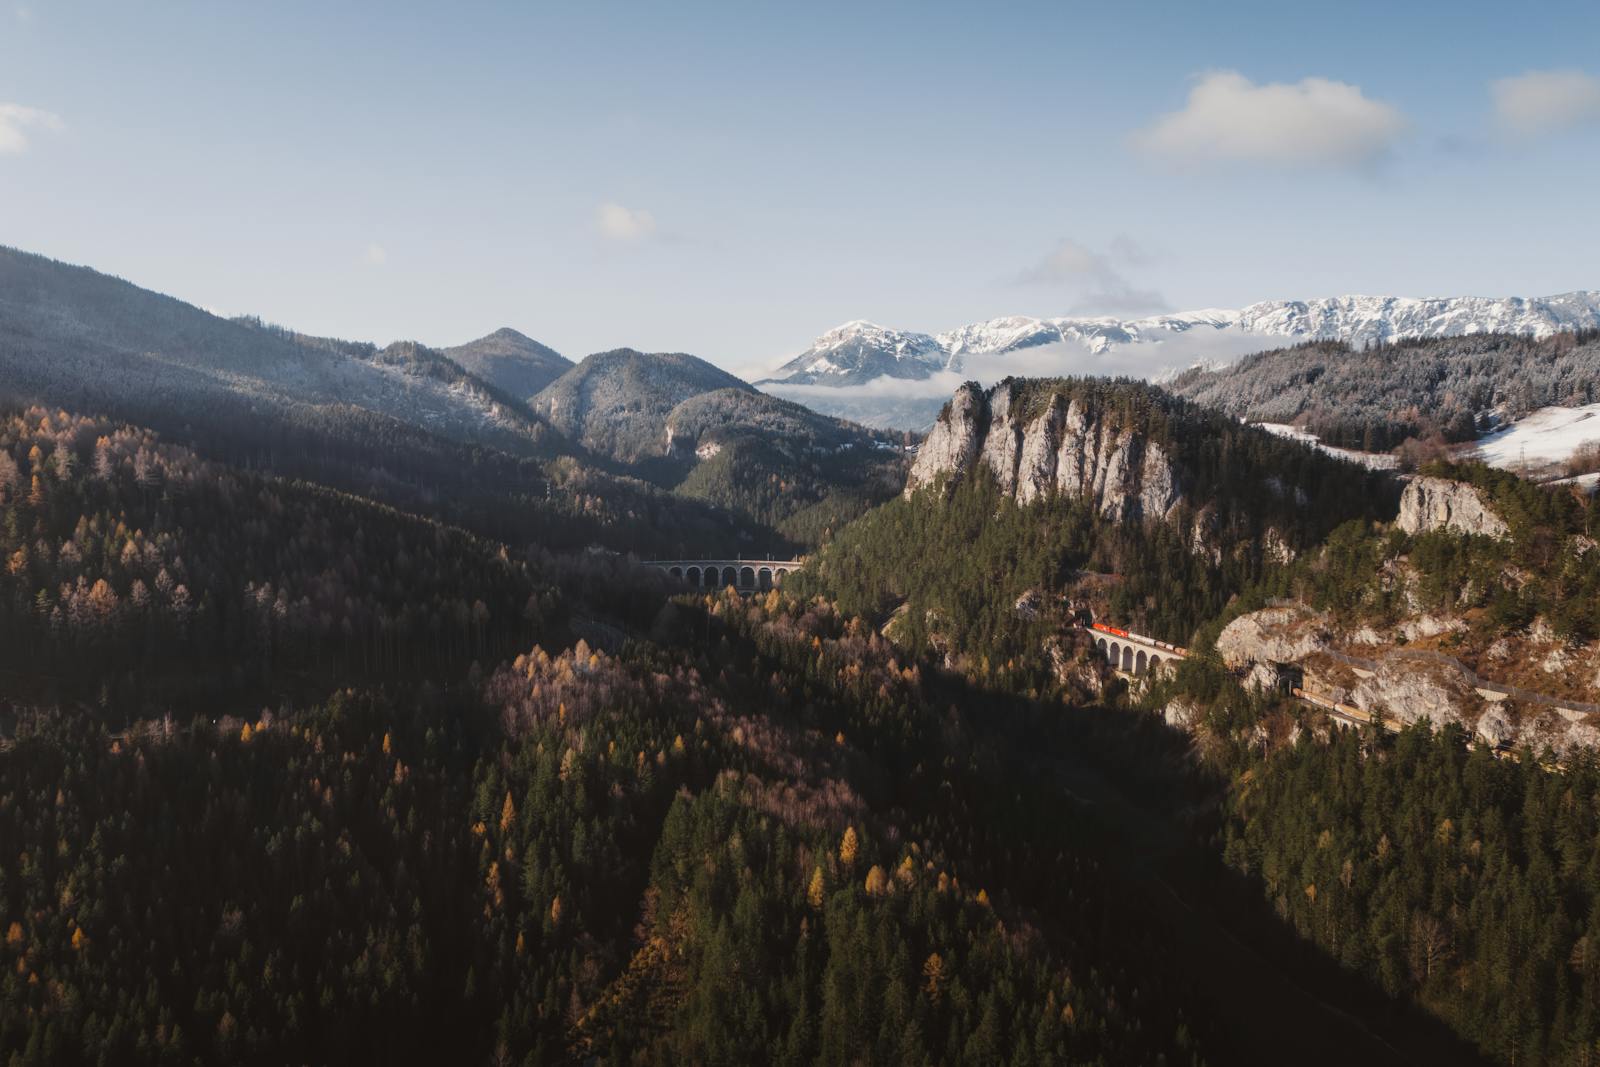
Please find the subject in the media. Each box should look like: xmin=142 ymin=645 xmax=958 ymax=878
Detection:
xmin=767 ymin=291 xmax=1600 ymax=388
xmin=1230 ymin=293 xmax=1600 ymax=348
xmin=766 ymin=320 xmax=946 ymax=385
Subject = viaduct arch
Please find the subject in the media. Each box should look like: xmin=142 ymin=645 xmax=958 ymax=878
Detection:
xmin=1091 ymin=622 xmax=1185 ymax=678
xmin=646 ymin=559 xmax=805 ymax=594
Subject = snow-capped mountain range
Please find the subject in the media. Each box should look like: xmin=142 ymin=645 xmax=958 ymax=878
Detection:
xmin=762 ymin=292 xmax=1600 ymax=387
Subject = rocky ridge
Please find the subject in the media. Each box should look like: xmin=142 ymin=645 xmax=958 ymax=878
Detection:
xmin=1396 ymin=476 xmax=1511 ymax=539
xmin=1214 ymin=603 xmax=1600 ymax=756
xmin=906 ymin=381 xmax=1181 ymax=523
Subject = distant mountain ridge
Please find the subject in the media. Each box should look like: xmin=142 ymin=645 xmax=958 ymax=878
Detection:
xmin=763 ymin=291 xmax=1600 ymax=387
xmin=0 ymin=245 xmax=560 ymax=458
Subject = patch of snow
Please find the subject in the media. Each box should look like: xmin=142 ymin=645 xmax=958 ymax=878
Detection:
xmin=1256 ymin=422 xmax=1398 ymax=469
xmin=1474 ymin=403 xmax=1600 ymax=471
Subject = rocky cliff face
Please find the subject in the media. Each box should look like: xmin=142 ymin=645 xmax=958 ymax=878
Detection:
xmin=1216 ymin=605 xmax=1330 ymax=669
xmin=1397 ymin=476 xmax=1510 ymax=539
xmin=910 ymin=382 xmax=987 ymax=491
xmin=906 ymin=381 xmax=1182 ymax=522
xmin=1218 ymin=603 xmax=1600 ymax=756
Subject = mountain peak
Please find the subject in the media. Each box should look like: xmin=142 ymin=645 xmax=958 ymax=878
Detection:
xmin=443 ymin=328 xmax=572 ymax=400
xmin=763 ymin=320 xmax=944 ymax=387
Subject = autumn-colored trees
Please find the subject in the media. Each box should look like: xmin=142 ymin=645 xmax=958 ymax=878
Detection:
xmin=0 ymin=573 xmax=1230 ymax=1066
xmin=0 ymin=406 xmax=563 ymax=717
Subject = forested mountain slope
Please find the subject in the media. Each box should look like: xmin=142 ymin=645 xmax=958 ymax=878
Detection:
xmin=662 ymin=388 xmax=908 ymax=547
xmin=532 ymin=349 xmax=753 ymax=462
xmin=0 ymin=406 xmax=577 ymax=718
xmin=1166 ymin=330 xmax=1600 ymax=452
xmin=664 ymin=388 xmax=897 ymax=457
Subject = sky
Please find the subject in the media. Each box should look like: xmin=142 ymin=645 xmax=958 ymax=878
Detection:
xmin=4 ymin=1 xmax=1600 ymax=375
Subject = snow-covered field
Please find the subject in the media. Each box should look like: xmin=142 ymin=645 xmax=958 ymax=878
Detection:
xmin=1255 ymin=405 xmax=1600 ymax=481
xmin=1256 ymin=423 xmax=1398 ymax=469
xmin=1474 ymin=403 xmax=1600 ymax=471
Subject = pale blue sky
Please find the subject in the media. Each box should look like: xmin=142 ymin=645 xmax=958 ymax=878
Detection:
xmin=4 ymin=1 xmax=1600 ymax=372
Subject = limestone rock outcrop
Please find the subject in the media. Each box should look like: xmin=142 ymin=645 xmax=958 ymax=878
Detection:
xmin=1350 ymin=659 xmax=1483 ymax=730
xmin=1209 ymin=605 xmax=1600 ymax=756
xmin=1397 ymin=476 xmax=1510 ymax=539
xmin=1215 ymin=605 xmax=1330 ymax=672
xmin=908 ymin=382 xmax=987 ymax=493
xmin=906 ymin=381 xmax=1182 ymax=523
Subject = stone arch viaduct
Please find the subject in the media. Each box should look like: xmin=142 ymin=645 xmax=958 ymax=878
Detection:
xmin=1089 ymin=622 xmax=1187 ymax=676
xmin=645 ymin=559 xmax=805 ymax=593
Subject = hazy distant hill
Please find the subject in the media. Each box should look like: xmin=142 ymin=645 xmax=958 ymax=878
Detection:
xmin=444 ymin=326 xmax=572 ymax=400
xmin=533 ymin=348 xmax=754 ymax=462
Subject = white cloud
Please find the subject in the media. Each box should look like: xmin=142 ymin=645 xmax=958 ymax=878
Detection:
xmin=762 ymin=326 xmax=1295 ymax=431
xmin=1132 ymin=71 xmax=1407 ymax=168
xmin=596 ymin=201 xmax=657 ymax=242
xmin=363 ymin=243 xmax=387 ymax=266
xmin=0 ymin=102 xmax=63 ymax=154
xmin=1016 ymin=237 xmax=1166 ymax=315
xmin=1491 ymin=69 xmax=1600 ymax=137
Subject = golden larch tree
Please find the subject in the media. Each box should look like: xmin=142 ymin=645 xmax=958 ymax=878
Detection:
xmin=839 ymin=825 xmax=859 ymax=867
xmin=923 ymin=952 xmax=945 ymax=1004
xmin=807 ymin=867 xmax=826 ymax=909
